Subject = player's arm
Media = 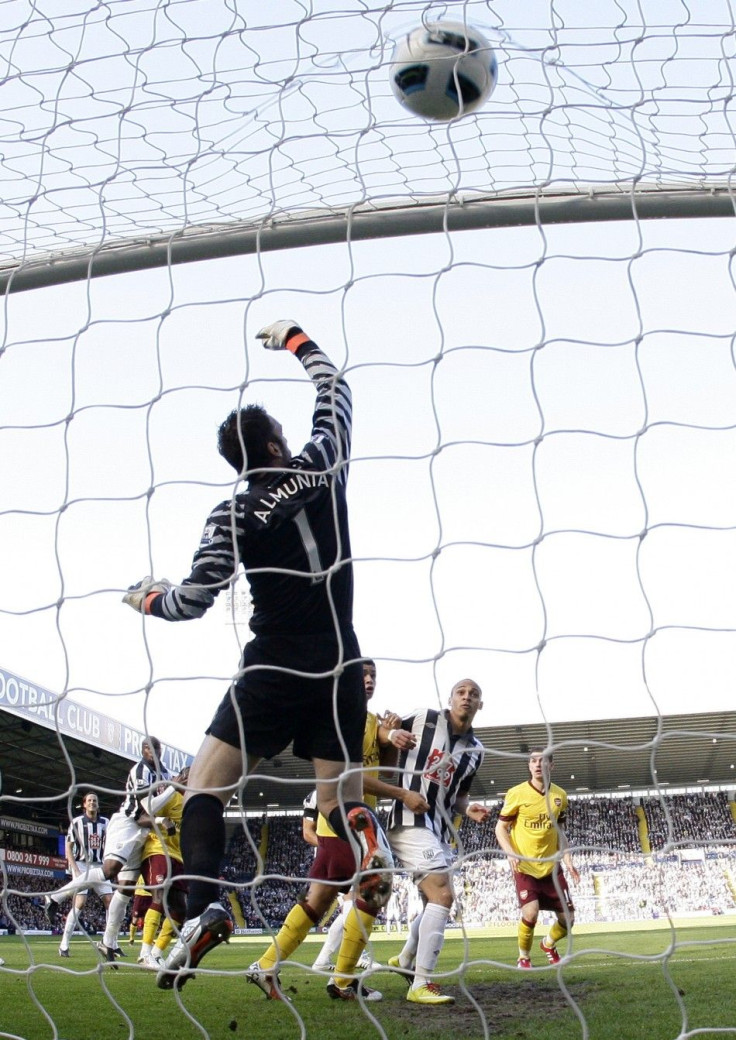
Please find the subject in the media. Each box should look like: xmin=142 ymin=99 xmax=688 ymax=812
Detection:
xmin=258 ymin=323 xmax=352 ymax=477
xmin=557 ymin=824 xmax=580 ymax=884
xmin=65 ymin=831 xmax=78 ymax=877
xmin=123 ymin=498 xmax=238 ymax=619
xmin=363 ymin=772 xmax=430 ymax=815
xmin=454 ymin=792 xmax=490 ymax=824
xmin=145 ymin=785 xmax=177 ymax=817
xmin=495 ymin=811 xmax=521 ymax=871
xmin=367 ymin=712 xmax=428 ymax=813
xmin=377 ymin=712 xmax=416 ymax=753
xmin=302 ymin=815 xmax=319 ymax=847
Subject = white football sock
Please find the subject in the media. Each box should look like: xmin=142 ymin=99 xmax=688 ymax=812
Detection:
xmin=397 ymin=909 xmax=423 ymax=968
xmin=103 ymin=890 xmax=130 ymax=949
xmin=60 ymin=907 xmax=80 ymax=948
xmin=411 ymin=903 xmax=450 ymax=989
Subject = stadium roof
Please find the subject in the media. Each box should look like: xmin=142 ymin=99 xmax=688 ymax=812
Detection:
xmin=3 ymin=707 xmax=736 ymax=829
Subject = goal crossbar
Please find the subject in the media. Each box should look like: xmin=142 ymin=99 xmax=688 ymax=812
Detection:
xmin=2 ymin=186 xmax=733 ymax=296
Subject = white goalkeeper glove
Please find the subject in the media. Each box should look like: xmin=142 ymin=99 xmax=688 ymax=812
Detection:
xmin=256 ymin=319 xmax=304 ymax=352
xmin=123 ymin=576 xmax=172 ymax=613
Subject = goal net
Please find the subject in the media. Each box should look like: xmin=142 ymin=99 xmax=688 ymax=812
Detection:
xmin=1 ymin=0 xmax=736 ymax=1036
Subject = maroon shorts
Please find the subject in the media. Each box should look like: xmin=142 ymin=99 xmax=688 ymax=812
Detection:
xmin=142 ymin=853 xmax=187 ymax=892
xmin=514 ymin=868 xmax=574 ymax=915
xmin=131 ymin=893 xmax=152 ymax=921
xmin=308 ymin=835 xmax=355 ymax=892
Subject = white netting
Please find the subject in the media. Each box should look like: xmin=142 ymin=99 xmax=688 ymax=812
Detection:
xmin=0 ymin=0 xmax=733 ymax=272
xmin=2 ymin=1 xmax=736 ymax=1038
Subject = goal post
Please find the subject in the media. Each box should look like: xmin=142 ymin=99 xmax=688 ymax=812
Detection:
xmin=2 ymin=1 xmax=736 ymax=1035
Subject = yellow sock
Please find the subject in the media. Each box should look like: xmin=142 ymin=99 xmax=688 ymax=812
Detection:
xmin=259 ymin=904 xmax=314 ymax=972
xmin=143 ymin=908 xmax=162 ymax=948
xmin=545 ymin=920 xmax=567 ymax=946
xmin=518 ymin=919 xmax=534 ymax=957
xmin=334 ymin=905 xmax=376 ymax=987
xmin=128 ymin=922 xmax=136 ymax=942
xmin=155 ymin=917 xmax=176 ymax=953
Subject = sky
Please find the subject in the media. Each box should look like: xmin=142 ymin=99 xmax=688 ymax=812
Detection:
xmin=1 ymin=0 xmax=736 ymax=758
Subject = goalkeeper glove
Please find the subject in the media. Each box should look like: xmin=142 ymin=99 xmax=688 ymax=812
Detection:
xmin=123 ymin=576 xmax=171 ymax=614
xmin=256 ymin=319 xmax=307 ymax=352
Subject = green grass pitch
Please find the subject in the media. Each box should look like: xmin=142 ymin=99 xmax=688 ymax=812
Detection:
xmin=2 ymin=921 xmax=735 ymax=1040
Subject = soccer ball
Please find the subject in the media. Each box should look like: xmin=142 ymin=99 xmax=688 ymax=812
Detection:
xmin=389 ymin=21 xmax=497 ymax=121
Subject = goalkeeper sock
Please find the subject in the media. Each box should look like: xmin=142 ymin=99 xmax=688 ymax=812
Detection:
xmin=180 ymin=793 xmax=226 ymax=919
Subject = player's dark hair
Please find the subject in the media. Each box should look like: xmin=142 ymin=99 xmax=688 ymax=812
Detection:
xmin=362 ymin=658 xmax=376 ymax=670
xmin=529 ymin=746 xmax=553 ymax=761
xmin=218 ymin=404 xmax=276 ymax=476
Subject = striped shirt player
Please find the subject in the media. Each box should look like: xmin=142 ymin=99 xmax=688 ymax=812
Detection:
xmin=56 ymin=791 xmax=114 ymax=956
xmin=124 ymin=321 xmax=391 ymax=989
xmin=67 ymin=807 xmax=109 ymax=870
xmin=388 ymin=706 xmax=485 ymax=843
xmin=45 ymin=737 xmax=169 ymax=961
xmin=386 ymin=680 xmax=489 ymax=1006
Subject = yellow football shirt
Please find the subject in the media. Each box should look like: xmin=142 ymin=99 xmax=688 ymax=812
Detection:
xmin=142 ymin=789 xmax=184 ymax=862
xmin=315 ymin=710 xmax=381 ymax=837
xmin=498 ymin=780 xmax=568 ymax=879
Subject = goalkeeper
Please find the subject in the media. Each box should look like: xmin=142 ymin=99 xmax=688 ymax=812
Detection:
xmin=124 ymin=320 xmax=393 ymax=990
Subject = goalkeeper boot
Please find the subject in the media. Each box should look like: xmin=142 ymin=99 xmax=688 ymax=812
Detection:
xmin=406 ymin=983 xmax=455 ymax=1005
xmin=156 ymin=903 xmax=232 ymax=990
xmin=347 ymin=806 xmax=393 ymax=910
xmin=540 ymin=939 xmax=561 ymax=965
xmin=256 ymin=320 xmax=302 ymax=350
xmin=246 ymin=961 xmax=291 ymax=1002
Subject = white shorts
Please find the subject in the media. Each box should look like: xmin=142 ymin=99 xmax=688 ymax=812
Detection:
xmin=104 ymin=811 xmax=148 ymax=876
xmin=388 ymin=825 xmax=454 ymax=883
xmin=72 ymin=862 xmax=113 ymax=898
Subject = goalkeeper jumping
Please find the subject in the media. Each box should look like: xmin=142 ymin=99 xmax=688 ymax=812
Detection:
xmin=124 ymin=320 xmax=393 ymax=989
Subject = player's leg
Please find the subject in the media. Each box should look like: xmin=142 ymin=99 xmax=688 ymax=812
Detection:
xmin=387 ymin=828 xmax=454 ymax=1005
xmin=157 ymin=732 xmax=248 ymax=989
xmin=540 ymin=872 xmax=575 ymax=964
xmin=328 ymin=896 xmax=383 ymax=1002
xmin=515 ymin=873 xmax=539 ymax=968
xmin=59 ymin=891 xmax=87 ymax=955
xmin=180 ymin=733 xmax=247 ymax=918
xmin=247 ymin=880 xmax=336 ymax=1001
xmin=312 ymin=895 xmax=345 ymax=971
xmin=407 ymin=870 xmax=454 ymax=1005
xmin=138 ymin=857 xmax=163 ymax=962
xmin=101 ymin=869 xmax=137 ymax=958
xmin=388 ymin=905 xmax=423 ymax=978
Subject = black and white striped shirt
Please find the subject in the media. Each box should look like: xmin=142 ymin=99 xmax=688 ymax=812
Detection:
xmin=67 ymin=813 xmax=109 ymax=865
xmin=388 ymin=708 xmax=484 ymax=844
xmin=120 ymin=758 xmax=169 ymax=819
xmin=149 ymin=341 xmax=355 ymax=638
